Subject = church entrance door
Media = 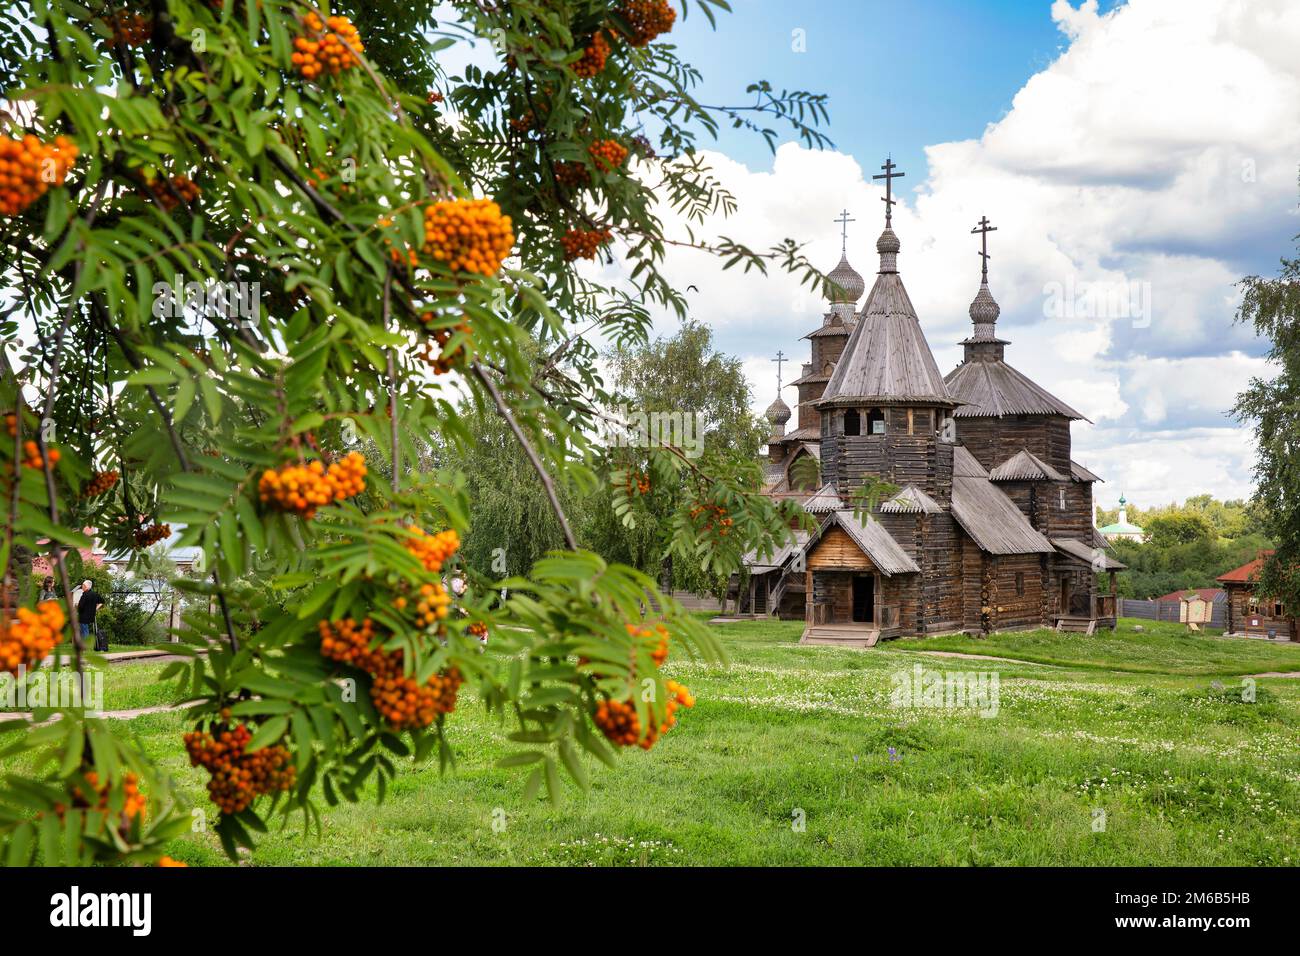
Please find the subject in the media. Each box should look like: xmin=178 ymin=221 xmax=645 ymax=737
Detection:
xmin=852 ymin=575 xmax=875 ymax=624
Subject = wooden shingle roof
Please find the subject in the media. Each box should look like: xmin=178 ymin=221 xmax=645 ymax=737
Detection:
xmin=944 ymin=358 xmax=1088 ymax=420
xmin=1051 ymin=536 xmax=1126 ymax=570
xmin=951 ymin=447 xmax=1055 ymax=555
xmin=816 ymin=269 xmax=956 ymax=408
xmin=880 ymin=484 xmax=943 ymax=515
xmin=990 ymin=449 xmax=1068 ymax=482
xmin=1071 ymin=460 xmax=1102 ymax=483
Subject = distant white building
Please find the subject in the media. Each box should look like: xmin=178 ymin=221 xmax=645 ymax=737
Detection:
xmin=1099 ymin=495 xmax=1145 ymax=543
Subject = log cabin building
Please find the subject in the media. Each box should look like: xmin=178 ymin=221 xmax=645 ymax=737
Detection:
xmin=746 ymin=161 xmax=1122 ymax=646
xmin=1216 ymin=551 xmax=1297 ymax=641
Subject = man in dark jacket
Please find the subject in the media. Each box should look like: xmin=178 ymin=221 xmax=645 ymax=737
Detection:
xmin=77 ymin=580 xmax=108 ymax=652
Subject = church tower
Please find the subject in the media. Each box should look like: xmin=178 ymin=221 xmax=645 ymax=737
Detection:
xmin=815 ymin=159 xmax=959 ymax=504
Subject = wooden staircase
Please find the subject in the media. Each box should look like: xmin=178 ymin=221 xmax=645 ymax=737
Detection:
xmin=799 ymin=624 xmax=881 ymax=648
xmin=1055 ymin=616 xmax=1097 ymax=635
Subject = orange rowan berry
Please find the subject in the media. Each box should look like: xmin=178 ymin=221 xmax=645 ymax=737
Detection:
xmin=416 ymin=316 xmax=473 ymax=374
xmin=258 ymin=452 xmax=367 ymax=518
xmin=292 ymin=12 xmax=363 ymax=81
xmin=619 ymin=0 xmax=676 ymax=46
xmin=555 ymin=161 xmax=590 ymax=189
xmin=140 ymin=174 xmax=200 ymax=212
xmin=421 ymin=198 xmax=514 ymax=276
xmin=560 ymin=228 xmax=612 ymax=261
xmin=573 ymin=31 xmax=611 ymax=78
xmin=403 ymin=525 xmax=460 ymax=574
xmin=157 ymin=856 xmax=188 ymax=867
xmin=588 ymin=139 xmax=628 ymax=173
xmin=0 ymin=600 xmax=65 ymax=676
xmin=427 ymin=91 xmax=444 ymax=104
xmin=0 ymin=135 xmax=77 ymax=217
xmin=184 ymin=722 xmax=295 ymax=816
xmin=103 ymin=11 xmax=152 ymax=48
xmin=133 ymin=523 xmax=171 ymax=548
xmin=4 ymin=413 xmax=15 ymax=438
xmin=21 ymin=440 xmax=58 ymax=471
xmin=81 ymin=470 xmax=120 ymax=498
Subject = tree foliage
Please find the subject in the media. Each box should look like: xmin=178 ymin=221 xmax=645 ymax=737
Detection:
xmin=0 ymin=0 xmax=827 ymax=864
xmin=1234 ymin=191 xmax=1300 ymax=610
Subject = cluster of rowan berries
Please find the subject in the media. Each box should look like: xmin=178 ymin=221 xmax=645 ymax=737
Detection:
xmin=4 ymin=413 xmax=15 ymax=438
xmin=555 ymin=161 xmax=590 ymax=189
xmin=589 ymin=139 xmax=629 ymax=172
xmin=73 ymin=770 xmax=147 ymax=821
xmin=411 ymin=582 xmax=451 ymax=631
xmin=619 ymin=0 xmax=676 ymax=46
xmin=427 ymin=91 xmax=444 ymax=104
xmin=421 ymin=198 xmax=514 ymax=276
xmin=627 ymin=621 xmax=670 ymax=666
xmin=509 ymin=116 xmax=534 ymax=134
xmin=467 ymin=620 xmax=488 ymax=644
xmin=133 ymin=522 xmax=171 ymax=548
xmin=560 ymin=228 xmax=612 ymax=261
xmin=318 ymin=617 xmax=463 ymax=730
xmin=141 ymin=175 xmax=200 ymax=212
xmin=404 ymin=525 xmax=461 ymax=574
xmin=0 ymin=134 xmax=78 ymax=217
xmin=183 ymin=721 xmax=296 ymax=815
xmin=81 ymin=470 xmax=120 ymax=498
xmin=292 ymin=12 xmax=363 ymax=80
xmin=20 ymin=440 xmax=58 ymax=471
xmin=258 ymin=451 xmax=367 ymax=519
xmin=416 ymin=316 xmax=473 ymax=374
xmin=626 ymin=470 xmax=651 ymax=495
xmin=689 ymin=502 xmax=733 ymax=535
xmin=594 ymin=680 xmax=693 ymax=750
xmin=0 ymin=601 xmax=65 ymax=675
xmin=103 ymin=11 xmax=152 ymax=48
xmin=157 ymin=856 xmax=188 ymax=867
xmin=573 ymin=31 xmax=611 ymax=78
xmin=307 ymin=166 xmax=350 ymax=192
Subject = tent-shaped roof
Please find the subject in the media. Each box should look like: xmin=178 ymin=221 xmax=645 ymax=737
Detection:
xmin=816 ymin=228 xmax=956 ymax=409
xmin=802 ymin=483 xmax=847 ymax=514
xmin=945 ymin=359 xmax=1087 ymax=420
xmin=880 ymin=484 xmax=943 ymax=515
xmin=990 ymin=448 xmax=1068 ymax=482
xmin=1071 ymin=460 xmax=1102 ymax=483
xmin=951 ymin=446 xmax=1054 ymax=555
xmin=744 ymin=530 xmax=811 ymax=573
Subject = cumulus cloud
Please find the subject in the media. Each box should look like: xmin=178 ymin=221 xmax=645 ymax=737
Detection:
xmin=621 ymin=0 xmax=1297 ymax=507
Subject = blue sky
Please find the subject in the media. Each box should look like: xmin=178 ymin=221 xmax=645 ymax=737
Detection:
xmin=620 ymin=0 xmax=1300 ymax=507
xmin=669 ymin=0 xmax=1126 ymax=200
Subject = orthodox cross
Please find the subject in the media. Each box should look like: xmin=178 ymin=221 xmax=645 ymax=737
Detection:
xmin=873 ymin=157 xmax=905 ymax=226
xmin=972 ymin=215 xmax=997 ymax=281
xmin=772 ymin=350 xmax=787 ymax=391
xmin=833 ymin=209 xmax=855 ymax=253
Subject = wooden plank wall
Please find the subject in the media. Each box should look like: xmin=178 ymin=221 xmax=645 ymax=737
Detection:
xmin=807 ymin=527 xmax=873 ymax=570
xmin=956 ymin=414 xmax=1073 ymax=476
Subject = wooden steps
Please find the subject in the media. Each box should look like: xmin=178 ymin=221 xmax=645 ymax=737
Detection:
xmin=1055 ymin=616 xmax=1097 ymax=635
xmin=800 ymin=625 xmax=881 ymax=648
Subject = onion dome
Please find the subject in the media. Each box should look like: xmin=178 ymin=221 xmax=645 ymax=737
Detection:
xmin=765 ymin=396 xmax=792 ymax=426
xmin=967 ymin=280 xmax=1001 ymax=340
xmin=826 ymin=252 xmax=865 ymax=304
xmin=876 ymin=227 xmax=900 ymax=273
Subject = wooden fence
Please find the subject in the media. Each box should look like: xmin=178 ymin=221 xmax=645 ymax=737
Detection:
xmin=1120 ymin=598 xmax=1227 ymax=629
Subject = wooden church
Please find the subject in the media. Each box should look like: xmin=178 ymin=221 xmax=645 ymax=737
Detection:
xmin=748 ymin=160 xmax=1123 ymax=646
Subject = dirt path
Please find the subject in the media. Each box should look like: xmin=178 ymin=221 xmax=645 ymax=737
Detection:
xmin=0 ymin=700 xmax=200 ymax=723
xmin=903 ymin=650 xmax=1051 ymax=666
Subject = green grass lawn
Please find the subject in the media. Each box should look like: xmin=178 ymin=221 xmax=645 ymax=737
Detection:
xmin=13 ymin=618 xmax=1300 ymax=866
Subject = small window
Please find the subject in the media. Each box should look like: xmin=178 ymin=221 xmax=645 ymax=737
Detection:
xmin=1015 ymin=572 xmax=1025 ymax=596
xmin=843 ymin=409 xmax=861 ymax=436
xmin=1248 ymin=595 xmax=1260 ymax=612
xmin=867 ymin=408 xmax=886 ymax=435
xmin=1059 ymin=488 xmax=1067 ymax=510
xmin=1275 ymin=602 xmax=1285 ymax=617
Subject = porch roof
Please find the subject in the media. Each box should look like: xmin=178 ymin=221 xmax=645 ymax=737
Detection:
xmin=817 ymin=510 xmax=920 ymax=576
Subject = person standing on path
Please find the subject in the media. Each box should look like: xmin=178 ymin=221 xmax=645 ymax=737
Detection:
xmin=77 ymin=580 xmax=108 ymax=652
xmin=38 ymin=575 xmax=58 ymax=604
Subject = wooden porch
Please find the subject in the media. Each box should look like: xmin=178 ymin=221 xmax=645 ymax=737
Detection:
xmin=1054 ymin=592 xmax=1118 ymax=633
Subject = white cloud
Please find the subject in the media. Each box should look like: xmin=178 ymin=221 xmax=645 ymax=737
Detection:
xmin=616 ymin=0 xmax=1296 ymax=506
